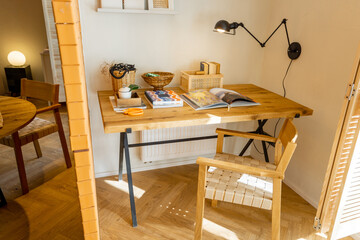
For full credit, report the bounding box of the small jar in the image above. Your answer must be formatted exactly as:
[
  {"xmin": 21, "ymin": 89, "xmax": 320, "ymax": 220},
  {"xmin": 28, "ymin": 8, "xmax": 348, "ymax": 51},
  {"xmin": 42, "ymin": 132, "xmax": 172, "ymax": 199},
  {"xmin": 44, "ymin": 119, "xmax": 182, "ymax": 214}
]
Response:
[{"xmin": 118, "ymin": 86, "xmax": 131, "ymax": 99}]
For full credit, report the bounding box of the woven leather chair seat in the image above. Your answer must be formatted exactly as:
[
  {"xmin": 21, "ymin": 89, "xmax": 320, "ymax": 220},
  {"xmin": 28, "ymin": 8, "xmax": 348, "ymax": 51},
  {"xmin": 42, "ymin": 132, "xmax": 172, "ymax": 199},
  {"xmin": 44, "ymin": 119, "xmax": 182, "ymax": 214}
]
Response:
[
  {"xmin": 0, "ymin": 117, "xmax": 58, "ymax": 147},
  {"xmin": 205, "ymin": 153, "xmax": 276, "ymax": 210}
]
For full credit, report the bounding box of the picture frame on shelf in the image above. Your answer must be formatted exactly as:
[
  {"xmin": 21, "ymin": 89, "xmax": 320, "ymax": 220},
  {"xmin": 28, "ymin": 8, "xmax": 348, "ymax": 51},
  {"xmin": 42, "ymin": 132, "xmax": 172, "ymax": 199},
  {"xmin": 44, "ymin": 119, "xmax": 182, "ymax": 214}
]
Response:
[
  {"xmin": 101, "ymin": 0, "xmax": 123, "ymax": 9},
  {"xmin": 148, "ymin": 0, "xmax": 174, "ymax": 11},
  {"xmin": 123, "ymin": 0, "xmax": 146, "ymax": 10}
]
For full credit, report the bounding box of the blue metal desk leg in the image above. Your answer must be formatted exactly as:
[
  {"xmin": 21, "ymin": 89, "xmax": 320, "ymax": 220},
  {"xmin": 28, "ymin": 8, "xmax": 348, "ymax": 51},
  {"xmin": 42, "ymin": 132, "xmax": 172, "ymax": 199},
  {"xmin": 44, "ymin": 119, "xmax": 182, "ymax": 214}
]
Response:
[
  {"xmin": 118, "ymin": 132, "xmax": 125, "ymax": 181},
  {"xmin": 0, "ymin": 188, "xmax": 6, "ymax": 207},
  {"xmin": 239, "ymin": 119, "xmax": 270, "ymax": 162},
  {"xmin": 121, "ymin": 131, "xmax": 138, "ymax": 227}
]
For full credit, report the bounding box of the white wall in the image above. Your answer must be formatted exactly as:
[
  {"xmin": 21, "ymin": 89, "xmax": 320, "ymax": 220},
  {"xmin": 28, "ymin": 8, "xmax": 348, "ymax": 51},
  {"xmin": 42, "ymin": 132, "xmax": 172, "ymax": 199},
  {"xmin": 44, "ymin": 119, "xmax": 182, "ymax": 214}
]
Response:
[
  {"xmin": 256, "ymin": 0, "xmax": 360, "ymax": 207},
  {"xmin": 79, "ymin": 0, "xmax": 273, "ymax": 177},
  {"xmin": 0, "ymin": 0, "xmax": 48, "ymax": 94}
]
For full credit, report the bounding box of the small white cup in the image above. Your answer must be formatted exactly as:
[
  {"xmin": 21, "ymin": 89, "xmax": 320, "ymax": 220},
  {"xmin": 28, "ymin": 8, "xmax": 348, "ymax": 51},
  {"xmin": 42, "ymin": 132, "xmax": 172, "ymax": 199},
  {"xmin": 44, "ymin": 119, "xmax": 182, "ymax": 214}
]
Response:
[{"xmin": 118, "ymin": 87, "xmax": 132, "ymax": 99}]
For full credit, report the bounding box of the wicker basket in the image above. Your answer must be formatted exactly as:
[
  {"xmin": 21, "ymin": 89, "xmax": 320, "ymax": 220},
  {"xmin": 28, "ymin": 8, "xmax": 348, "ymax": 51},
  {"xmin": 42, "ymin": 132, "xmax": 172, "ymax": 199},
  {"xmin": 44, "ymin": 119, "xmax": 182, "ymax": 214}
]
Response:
[
  {"xmin": 111, "ymin": 70, "xmax": 136, "ymax": 93},
  {"xmin": 141, "ymin": 72, "xmax": 174, "ymax": 90},
  {"xmin": 180, "ymin": 71, "xmax": 223, "ymax": 92}
]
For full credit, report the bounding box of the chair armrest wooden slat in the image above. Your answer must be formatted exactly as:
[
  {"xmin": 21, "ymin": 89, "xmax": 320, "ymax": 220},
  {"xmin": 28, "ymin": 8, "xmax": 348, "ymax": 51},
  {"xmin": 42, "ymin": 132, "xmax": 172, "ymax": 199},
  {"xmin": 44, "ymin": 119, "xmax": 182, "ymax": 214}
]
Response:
[
  {"xmin": 196, "ymin": 157, "xmax": 283, "ymax": 179},
  {"xmin": 36, "ymin": 104, "xmax": 61, "ymax": 114},
  {"xmin": 216, "ymin": 128, "xmax": 277, "ymax": 142}
]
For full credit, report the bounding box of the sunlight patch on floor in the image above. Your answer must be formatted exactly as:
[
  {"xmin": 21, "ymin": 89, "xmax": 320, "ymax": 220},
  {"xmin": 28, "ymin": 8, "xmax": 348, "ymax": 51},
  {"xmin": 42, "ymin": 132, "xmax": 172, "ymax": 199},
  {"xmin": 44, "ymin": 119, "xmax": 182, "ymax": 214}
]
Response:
[
  {"xmin": 297, "ymin": 232, "xmax": 327, "ymax": 240},
  {"xmin": 203, "ymin": 218, "xmax": 239, "ymax": 240},
  {"xmin": 104, "ymin": 180, "xmax": 145, "ymax": 199},
  {"xmin": 315, "ymin": 232, "xmax": 328, "ymax": 238},
  {"xmin": 238, "ymin": 174, "xmax": 273, "ymax": 194}
]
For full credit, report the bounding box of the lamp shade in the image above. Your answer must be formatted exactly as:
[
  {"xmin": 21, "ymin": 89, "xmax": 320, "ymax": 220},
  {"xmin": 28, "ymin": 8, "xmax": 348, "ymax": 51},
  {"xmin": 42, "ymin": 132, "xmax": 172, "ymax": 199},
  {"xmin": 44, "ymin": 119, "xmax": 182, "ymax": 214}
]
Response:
[
  {"xmin": 7, "ymin": 51, "xmax": 26, "ymax": 66},
  {"xmin": 214, "ymin": 20, "xmax": 231, "ymax": 33}
]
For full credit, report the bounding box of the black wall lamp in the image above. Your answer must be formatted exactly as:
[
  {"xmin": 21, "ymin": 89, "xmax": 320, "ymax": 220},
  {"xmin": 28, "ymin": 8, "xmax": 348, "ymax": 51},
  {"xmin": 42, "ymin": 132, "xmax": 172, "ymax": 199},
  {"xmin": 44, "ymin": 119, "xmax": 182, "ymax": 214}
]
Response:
[{"xmin": 214, "ymin": 18, "xmax": 301, "ymax": 60}]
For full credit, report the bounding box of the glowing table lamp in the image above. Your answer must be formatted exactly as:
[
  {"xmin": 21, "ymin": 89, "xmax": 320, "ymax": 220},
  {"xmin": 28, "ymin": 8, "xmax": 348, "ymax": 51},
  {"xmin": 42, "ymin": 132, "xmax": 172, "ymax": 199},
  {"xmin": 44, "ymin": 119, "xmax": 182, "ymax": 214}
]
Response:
[
  {"xmin": 7, "ymin": 51, "xmax": 26, "ymax": 66},
  {"xmin": 4, "ymin": 51, "xmax": 32, "ymax": 96}
]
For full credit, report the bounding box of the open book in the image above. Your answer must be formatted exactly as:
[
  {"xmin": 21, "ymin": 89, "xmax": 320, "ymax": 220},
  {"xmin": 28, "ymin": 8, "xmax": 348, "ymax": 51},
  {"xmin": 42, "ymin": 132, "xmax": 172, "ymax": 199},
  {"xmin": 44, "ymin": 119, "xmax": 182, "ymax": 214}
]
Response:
[{"xmin": 181, "ymin": 88, "xmax": 260, "ymax": 110}]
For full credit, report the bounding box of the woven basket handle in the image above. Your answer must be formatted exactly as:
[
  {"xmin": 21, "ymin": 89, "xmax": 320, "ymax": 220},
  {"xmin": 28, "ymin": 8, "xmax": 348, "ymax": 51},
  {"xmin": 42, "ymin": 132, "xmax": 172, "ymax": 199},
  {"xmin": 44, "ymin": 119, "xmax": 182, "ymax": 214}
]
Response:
[
  {"xmin": 109, "ymin": 63, "xmax": 136, "ymax": 79},
  {"xmin": 109, "ymin": 68, "xmax": 128, "ymax": 79}
]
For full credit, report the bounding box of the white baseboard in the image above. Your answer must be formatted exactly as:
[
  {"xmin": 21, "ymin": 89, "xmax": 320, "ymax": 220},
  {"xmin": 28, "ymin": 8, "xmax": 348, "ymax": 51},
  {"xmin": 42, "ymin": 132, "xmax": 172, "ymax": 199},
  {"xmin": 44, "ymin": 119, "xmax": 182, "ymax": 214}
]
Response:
[
  {"xmin": 284, "ymin": 178, "xmax": 318, "ymax": 208},
  {"xmin": 94, "ymin": 156, "xmax": 208, "ymax": 178}
]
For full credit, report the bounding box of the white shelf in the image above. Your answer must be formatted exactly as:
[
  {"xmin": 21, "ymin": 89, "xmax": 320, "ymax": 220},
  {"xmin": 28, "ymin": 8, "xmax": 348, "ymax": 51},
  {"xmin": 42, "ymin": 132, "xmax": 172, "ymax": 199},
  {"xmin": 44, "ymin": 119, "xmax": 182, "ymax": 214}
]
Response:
[{"xmin": 97, "ymin": 8, "xmax": 176, "ymax": 15}]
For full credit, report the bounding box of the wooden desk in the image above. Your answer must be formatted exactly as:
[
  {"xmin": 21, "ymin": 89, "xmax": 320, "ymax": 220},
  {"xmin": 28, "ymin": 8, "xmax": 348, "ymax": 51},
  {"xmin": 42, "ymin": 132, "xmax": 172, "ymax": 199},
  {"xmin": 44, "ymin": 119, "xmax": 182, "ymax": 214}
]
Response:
[
  {"xmin": 98, "ymin": 84, "xmax": 313, "ymax": 133},
  {"xmin": 0, "ymin": 96, "xmax": 37, "ymax": 196},
  {"xmin": 97, "ymin": 84, "xmax": 313, "ymax": 227}
]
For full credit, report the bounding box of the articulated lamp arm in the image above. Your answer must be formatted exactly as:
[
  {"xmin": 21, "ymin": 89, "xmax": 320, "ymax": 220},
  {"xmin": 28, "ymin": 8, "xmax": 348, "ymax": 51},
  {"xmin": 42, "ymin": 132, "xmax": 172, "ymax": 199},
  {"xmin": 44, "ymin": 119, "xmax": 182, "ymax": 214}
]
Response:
[{"xmin": 214, "ymin": 18, "xmax": 301, "ymax": 59}]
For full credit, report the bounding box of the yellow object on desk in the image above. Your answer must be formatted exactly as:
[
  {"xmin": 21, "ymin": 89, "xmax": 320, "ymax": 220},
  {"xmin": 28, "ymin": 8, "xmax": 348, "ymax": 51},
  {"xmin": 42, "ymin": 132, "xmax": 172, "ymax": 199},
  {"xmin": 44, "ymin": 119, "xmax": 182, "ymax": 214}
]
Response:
[{"xmin": 122, "ymin": 108, "xmax": 143, "ymax": 116}]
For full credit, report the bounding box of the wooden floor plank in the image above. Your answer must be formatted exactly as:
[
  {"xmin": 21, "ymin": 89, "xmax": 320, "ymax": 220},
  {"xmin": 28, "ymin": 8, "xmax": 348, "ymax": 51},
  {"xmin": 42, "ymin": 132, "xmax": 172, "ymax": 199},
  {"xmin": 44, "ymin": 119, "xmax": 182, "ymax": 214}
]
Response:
[{"xmin": 0, "ymin": 102, "xmax": 355, "ymax": 239}]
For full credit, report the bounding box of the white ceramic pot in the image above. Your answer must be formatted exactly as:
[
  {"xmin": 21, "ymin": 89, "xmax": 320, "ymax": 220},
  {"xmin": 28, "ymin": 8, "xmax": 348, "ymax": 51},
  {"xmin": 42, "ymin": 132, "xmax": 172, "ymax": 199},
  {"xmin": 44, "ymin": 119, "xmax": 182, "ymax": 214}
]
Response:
[{"xmin": 118, "ymin": 87, "xmax": 132, "ymax": 99}]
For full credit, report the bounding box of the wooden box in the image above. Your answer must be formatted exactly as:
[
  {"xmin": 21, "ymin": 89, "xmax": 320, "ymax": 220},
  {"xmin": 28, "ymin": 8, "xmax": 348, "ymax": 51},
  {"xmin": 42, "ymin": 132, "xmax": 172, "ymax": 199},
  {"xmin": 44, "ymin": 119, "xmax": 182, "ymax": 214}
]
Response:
[
  {"xmin": 180, "ymin": 71, "xmax": 223, "ymax": 92},
  {"xmin": 114, "ymin": 92, "xmax": 142, "ymax": 107}
]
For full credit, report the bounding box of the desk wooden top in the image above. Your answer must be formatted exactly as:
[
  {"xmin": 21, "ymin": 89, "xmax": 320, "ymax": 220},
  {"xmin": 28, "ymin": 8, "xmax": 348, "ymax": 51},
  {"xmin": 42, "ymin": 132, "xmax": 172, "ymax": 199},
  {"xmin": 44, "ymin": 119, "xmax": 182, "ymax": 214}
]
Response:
[
  {"xmin": 98, "ymin": 84, "xmax": 313, "ymax": 133},
  {"xmin": 0, "ymin": 96, "xmax": 36, "ymax": 138}
]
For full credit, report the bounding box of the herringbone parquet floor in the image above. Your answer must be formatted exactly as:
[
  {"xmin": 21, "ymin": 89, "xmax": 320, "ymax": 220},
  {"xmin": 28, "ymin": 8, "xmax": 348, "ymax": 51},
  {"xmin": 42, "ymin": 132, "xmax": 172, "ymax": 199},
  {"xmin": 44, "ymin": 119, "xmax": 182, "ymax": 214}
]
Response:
[{"xmin": 0, "ymin": 103, "xmax": 356, "ymax": 239}]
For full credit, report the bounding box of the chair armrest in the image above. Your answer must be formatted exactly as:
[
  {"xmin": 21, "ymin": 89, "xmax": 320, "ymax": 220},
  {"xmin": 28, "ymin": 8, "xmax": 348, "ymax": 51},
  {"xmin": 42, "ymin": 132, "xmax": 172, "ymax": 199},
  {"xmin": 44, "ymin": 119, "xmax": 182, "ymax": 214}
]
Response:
[
  {"xmin": 36, "ymin": 103, "xmax": 61, "ymax": 114},
  {"xmin": 216, "ymin": 128, "xmax": 277, "ymax": 143},
  {"xmin": 196, "ymin": 157, "xmax": 283, "ymax": 179}
]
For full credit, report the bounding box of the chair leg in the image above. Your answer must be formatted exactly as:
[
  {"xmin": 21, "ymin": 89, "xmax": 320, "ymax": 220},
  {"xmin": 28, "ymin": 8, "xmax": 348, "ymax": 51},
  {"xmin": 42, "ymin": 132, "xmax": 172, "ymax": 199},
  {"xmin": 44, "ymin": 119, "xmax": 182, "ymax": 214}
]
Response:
[
  {"xmin": 33, "ymin": 140, "xmax": 42, "ymax": 158},
  {"xmin": 211, "ymin": 200, "xmax": 218, "ymax": 208},
  {"xmin": 194, "ymin": 164, "xmax": 207, "ymax": 240},
  {"xmin": 54, "ymin": 108, "xmax": 71, "ymax": 168},
  {"xmin": 12, "ymin": 132, "xmax": 29, "ymax": 194},
  {"xmin": 272, "ymin": 178, "xmax": 282, "ymax": 240}
]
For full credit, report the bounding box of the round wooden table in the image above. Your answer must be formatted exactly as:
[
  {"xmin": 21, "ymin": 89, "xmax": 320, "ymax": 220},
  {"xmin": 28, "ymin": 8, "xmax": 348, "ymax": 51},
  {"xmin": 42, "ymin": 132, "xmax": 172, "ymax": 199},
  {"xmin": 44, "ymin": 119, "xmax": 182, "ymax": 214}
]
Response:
[
  {"xmin": 0, "ymin": 96, "xmax": 36, "ymax": 138},
  {"xmin": 0, "ymin": 96, "xmax": 36, "ymax": 195}
]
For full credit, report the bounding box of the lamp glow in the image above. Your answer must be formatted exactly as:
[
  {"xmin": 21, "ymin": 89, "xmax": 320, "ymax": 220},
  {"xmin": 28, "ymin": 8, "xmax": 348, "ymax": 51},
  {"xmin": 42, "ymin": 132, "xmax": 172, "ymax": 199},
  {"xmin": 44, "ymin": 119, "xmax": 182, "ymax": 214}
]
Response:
[{"xmin": 7, "ymin": 51, "xmax": 26, "ymax": 66}]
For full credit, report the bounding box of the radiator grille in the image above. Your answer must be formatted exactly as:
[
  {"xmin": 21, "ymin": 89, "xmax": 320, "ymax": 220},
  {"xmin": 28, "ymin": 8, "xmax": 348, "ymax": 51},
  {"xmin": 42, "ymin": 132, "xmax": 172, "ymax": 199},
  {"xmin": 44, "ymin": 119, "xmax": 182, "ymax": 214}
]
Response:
[{"xmin": 140, "ymin": 124, "xmax": 226, "ymax": 162}]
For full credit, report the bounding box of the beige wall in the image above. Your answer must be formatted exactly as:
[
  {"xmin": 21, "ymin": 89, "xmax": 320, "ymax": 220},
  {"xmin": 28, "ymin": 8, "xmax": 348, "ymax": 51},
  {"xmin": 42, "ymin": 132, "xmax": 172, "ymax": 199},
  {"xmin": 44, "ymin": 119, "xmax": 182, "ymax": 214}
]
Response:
[
  {"xmin": 255, "ymin": 0, "xmax": 360, "ymax": 206},
  {"xmin": 79, "ymin": 0, "xmax": 273, "ymax": 177},
  {"xmin": 80, "ymin": 0, "xmax": 360, "ymax": 207},
  {"xmin": 0, "ymin": 0, "xmax": 48, "ymax": 94}
]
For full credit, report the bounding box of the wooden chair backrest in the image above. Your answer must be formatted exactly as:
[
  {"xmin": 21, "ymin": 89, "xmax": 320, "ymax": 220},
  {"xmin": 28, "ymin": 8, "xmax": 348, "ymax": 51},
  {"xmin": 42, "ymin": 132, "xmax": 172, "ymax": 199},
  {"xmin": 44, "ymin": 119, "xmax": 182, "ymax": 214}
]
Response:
[
  {"xmin": 275, "ymin": 119, "xmax": 298, "ymax": 174},
  {"xmin": 278, "ymin": 119, "xmax": 298, "ymax": 148},
  {"xmin": 21, "ymin": 78, "xmax": 59, "ymax": 104}
]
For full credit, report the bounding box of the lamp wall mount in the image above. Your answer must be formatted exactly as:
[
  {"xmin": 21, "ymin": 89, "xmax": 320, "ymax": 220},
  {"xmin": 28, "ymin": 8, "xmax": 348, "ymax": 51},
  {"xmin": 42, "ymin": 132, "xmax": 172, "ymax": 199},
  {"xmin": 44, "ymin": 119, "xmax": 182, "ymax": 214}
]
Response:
[{"xmin": 214, "ymin": 18, "xmax": 301, "ymax": 60}]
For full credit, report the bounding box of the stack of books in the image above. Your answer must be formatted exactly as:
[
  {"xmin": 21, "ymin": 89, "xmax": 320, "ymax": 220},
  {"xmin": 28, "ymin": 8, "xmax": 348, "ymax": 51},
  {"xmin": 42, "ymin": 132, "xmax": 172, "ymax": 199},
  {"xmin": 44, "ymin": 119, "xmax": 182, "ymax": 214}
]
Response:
[
  {"xmin": 197, "ymin": 61, "xmax": 221, "ymax": 75},
  {"xmin": 145, "ymin": 90, "xmax": 183, "ymax": 108}
]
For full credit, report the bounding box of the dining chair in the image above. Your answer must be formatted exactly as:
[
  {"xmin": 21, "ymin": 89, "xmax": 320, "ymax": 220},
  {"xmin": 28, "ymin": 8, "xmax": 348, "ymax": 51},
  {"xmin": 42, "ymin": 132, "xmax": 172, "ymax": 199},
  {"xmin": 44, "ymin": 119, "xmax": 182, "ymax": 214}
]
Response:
[
  {"xmin": 194, "ymin": 118, "xmax": 298, "ymax": 240},
  {"xmin": 0, "ymin": 78, "xmax": 71, "ymax": 194}
]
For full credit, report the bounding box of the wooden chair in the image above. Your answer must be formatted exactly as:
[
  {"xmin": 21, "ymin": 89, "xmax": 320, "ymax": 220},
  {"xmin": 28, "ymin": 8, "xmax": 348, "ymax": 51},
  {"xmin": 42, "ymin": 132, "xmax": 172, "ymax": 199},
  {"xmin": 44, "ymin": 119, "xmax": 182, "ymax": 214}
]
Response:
[
  {"xmin": 0, "ymin": 78, "xmax": 71, "ymax": 194},
  {"xmin": 194, "ymin": 119, "xmax": 298, "ymax": 240}
]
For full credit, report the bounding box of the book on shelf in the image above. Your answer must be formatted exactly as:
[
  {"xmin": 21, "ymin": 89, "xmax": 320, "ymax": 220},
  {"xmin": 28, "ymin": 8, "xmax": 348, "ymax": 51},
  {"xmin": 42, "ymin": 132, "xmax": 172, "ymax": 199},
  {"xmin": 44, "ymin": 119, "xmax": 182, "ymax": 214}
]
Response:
[
  {"xmin": 200, "ymin": 61, "xmax": 221, "ymax": 75},
  {"xmin": 181, "ymin": 88, "xmax": 260, "ymax": 110},
  {"xmin": 144, "ymin": 90, "xmax": 183, "ymax": 109},
  {"xmin": 210, "ymin": 62, "xmax": 221, "ymax": 74},
  {"xmin": 109, "ymin": 96, "xmax": 147, "ymax": 112},
  {"xmin": 208, "ymin": 62, "xmax": 217, "ymax": 74},
  {"xmin": 200, "ymin": 61, "xmax": 209, "ymax": 74}
]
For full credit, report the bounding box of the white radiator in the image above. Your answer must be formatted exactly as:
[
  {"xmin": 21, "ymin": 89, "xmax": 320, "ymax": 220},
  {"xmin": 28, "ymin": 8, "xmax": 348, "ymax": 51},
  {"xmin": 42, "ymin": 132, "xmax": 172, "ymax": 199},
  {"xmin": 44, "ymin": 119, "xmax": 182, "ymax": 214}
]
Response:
[{"xmin": 140, "ymin": 124, "xmax": 226, "ymax": 162}]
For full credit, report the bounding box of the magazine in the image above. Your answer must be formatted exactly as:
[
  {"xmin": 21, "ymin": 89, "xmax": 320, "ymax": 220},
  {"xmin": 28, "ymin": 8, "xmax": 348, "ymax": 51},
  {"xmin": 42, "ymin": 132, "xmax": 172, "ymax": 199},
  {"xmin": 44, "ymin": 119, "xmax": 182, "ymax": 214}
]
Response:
[
  {"xmin": 145, "ymin": 90, "xmax": 183, "ymax": 108},
  {"xmin": 181, "ymin": 88, "xmax": 259, "ymax": 110}
]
